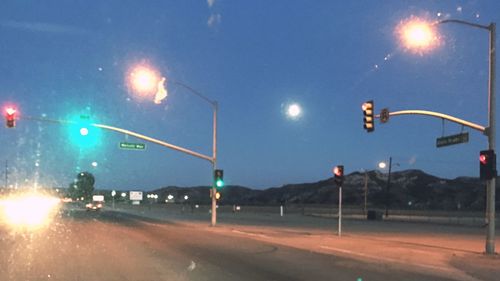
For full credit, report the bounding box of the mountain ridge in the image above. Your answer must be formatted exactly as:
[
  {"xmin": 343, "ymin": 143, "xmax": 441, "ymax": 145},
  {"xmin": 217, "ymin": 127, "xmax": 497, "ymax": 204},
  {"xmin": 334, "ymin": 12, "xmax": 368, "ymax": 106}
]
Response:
[{"xmin": 150, "ymin": 169, "xmax": 497, "ymax": 211}]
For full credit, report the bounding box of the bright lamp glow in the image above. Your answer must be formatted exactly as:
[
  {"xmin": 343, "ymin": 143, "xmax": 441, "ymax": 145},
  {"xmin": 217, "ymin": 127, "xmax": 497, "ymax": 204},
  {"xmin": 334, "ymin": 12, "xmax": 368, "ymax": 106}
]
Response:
[
  {"xmin": 128, "ymin": 65, "xmax": 161, "ymax": 96},
  {"xmin": 396, "ymin": 16, "xmax": 440, "ymax": 54},
  {"xmin": 0, "ymin": 193, "xmax": 61, "ymax": 231}
]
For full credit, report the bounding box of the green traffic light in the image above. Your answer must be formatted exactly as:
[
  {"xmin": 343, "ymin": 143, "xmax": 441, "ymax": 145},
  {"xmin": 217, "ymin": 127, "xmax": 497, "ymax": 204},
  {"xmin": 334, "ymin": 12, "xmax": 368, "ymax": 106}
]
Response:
[
  {"xmin": 67, "ymin": 114, "xmax": 102, "ymax": 149},
  {"xmin": 214, "ymin": 169, "xmax": 224, "ymax": 188},
  {"xmin": 216, "ymin": 179, "xmax": 224, "ymax": 188},
  {"xmin": 80, "ymin": 127, "xmax": 89, "ymax": 136}
]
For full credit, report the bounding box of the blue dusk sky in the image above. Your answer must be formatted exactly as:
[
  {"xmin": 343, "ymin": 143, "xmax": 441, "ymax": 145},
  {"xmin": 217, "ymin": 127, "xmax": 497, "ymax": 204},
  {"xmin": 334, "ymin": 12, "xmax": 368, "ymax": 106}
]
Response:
[{"xmin": 1, "ymin": 0, "xmax": 499, "ymax": 190}]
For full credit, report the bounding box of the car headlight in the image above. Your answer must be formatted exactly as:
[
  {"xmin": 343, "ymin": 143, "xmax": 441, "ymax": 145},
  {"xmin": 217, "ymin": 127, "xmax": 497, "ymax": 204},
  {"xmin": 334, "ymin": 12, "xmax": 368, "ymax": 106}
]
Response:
[{"xmin": 0, "ymin": 193, "xmax": 61, "ymax": 230}]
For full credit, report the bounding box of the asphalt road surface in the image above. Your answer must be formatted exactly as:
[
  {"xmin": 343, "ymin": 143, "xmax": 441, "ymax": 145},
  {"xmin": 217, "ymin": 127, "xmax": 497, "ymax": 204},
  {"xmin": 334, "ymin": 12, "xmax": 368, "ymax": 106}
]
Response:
[{"xmin": 0, "ymin": 208, "xmax": 458, "ymax": 281}]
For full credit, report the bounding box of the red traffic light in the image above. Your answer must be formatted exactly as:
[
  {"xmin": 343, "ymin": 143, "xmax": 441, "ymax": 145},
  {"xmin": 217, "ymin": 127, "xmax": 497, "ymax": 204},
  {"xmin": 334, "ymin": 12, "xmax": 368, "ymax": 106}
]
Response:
[
  {"xmin": 333, "ymin": 165, "xmax": 344, "ymax": 187},
  {"xmin": 333, "ymin": 166, "xmax": 343, "ymax": 177},
  {"xmin": 5, "ymin": 107, "xmax": 17, "ymax": 128},
  {"xmin": 5, "ymin": 107, "xmax": 16, "ymax": 116},
  {"xmin": 480, "ymin": 150, "xmax": 496, "ymax": 180},
  {"xmin": 480, "ymin": 154, "xmax": 488, "ymax": 165}
]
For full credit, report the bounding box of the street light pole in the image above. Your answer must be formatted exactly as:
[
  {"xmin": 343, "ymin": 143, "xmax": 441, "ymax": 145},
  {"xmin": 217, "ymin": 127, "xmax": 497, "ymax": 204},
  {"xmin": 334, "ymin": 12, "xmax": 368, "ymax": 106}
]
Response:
[
  {"xmin": 211, "ymin": 101, "xmax": 218, "ymax": 227},
  {"xmin": 170, "ymin": 81, "xmax": 219, "ymax": 227},
  {"xmin": 364, "ymin": 170, "xmax": 368, "ymax": 215},
  {"xmin": 397, "ymin": 18, "xmax": 496, "ymax": 254},
  {"xmin": 4, "ymin": 160, "xmax": 7, "ymax": 189},
  {"xmin": 127, "ymin": 66, "xmax": 223, "ymax": 225},
  {"xmin": 437, "ymin": 19, "xmax": 496, "ymax": 255},
  {"xmin": 486, "ymin": 22, "xmax": 496, "ymax": 255}
]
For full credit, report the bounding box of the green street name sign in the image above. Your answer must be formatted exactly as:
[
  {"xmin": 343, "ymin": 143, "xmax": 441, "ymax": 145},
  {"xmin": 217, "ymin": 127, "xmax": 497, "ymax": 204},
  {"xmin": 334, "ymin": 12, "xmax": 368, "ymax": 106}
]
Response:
[
  {"xmin": 119, "ymin": 142, "xmax": 146, "ymax": 150},
  {"xmin": 436, "ymin": 132, "xmax": 469, "ymax": 148}
]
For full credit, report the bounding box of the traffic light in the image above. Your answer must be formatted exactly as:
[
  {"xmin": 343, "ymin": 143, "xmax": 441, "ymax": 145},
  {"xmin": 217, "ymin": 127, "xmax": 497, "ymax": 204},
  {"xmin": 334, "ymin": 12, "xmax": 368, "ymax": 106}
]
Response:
[
  {"xmin": 5, "ymin": 107, "xmax": 16, "ymax": 128},
  {"xmin": 67, "ymin": 114, "xmax": 102, "ymax": 149},
  {"xmin": 362, "ymin": 100, "xmax": 374, "ymax": 132},
  {"xmin": 215, "ymin": 191, "xmax": 221, "ymax": 200},
  {"xmin": 333, "ymin": 165, "xmax": 344, "ymax": 187},
  {"xmin": 214, "ymin": 169, "xmax": 224, "ymax": 188},
  {"xmin": 480, "ymin": 150, "xmax": 497, "ymax": 180}
]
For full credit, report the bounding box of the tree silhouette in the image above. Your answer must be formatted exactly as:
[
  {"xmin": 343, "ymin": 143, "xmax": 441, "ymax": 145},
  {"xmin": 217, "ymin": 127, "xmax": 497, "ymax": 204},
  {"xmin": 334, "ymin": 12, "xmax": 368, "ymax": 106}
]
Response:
[{"xmin": 68, "ymin": 172, "xmax": 95, "ymax": 200}]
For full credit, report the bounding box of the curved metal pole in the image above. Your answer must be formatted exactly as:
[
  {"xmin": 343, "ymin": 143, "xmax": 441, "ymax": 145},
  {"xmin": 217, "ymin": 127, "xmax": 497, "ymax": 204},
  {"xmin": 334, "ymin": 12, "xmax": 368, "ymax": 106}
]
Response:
[
  {"xmin": 376, "ymin": 110, "xmax": 486, "ymax": 133},
  {"xmin": 438, "ymin": 19, "xmax": 491, "ymax": 31},
  {"xmin": 21, "ymin": 116, "xmax": 215, "ymax": 163},
  {"xmin": 171, "ymin": 80, "xmax": 217, "ymax": 107},
  {"xmin": 92, "ymin": 124, "xmax": 214, "ymax": 163}
]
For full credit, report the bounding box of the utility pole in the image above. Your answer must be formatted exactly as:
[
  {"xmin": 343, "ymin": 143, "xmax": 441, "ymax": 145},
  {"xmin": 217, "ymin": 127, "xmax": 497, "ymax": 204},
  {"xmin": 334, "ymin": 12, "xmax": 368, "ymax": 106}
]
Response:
[
  {"xmin": 364, "ymin": 171, "xmax": 368, "ymax": 215},
  {"xmin": 385, "ymin": 157, "xmax": 392, "ymax": 218},
  {"xmin": 4, "ymin": 160, "xmax": 8, "ymax": 189}
]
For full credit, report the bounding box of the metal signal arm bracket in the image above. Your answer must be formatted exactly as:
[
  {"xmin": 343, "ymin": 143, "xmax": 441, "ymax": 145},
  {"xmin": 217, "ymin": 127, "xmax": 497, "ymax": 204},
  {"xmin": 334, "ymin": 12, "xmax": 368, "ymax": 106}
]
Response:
[{"xmin": 375, "ymin": 109, "xmax": 486, "ymax": 134}]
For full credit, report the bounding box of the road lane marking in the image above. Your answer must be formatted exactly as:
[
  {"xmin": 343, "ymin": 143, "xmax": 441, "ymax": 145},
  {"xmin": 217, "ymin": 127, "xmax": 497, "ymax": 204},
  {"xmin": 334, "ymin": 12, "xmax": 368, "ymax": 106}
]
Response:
[{"xmin": 231, "ymin": 229, "xmax": 270, "ymax": 238}]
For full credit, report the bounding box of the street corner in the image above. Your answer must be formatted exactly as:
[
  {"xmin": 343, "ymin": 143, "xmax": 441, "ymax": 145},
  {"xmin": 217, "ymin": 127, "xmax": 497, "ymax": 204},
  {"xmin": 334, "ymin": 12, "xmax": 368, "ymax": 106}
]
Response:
[{"xmin": 449, "ymin": 251, "xmax": 500, "ymax": 281}]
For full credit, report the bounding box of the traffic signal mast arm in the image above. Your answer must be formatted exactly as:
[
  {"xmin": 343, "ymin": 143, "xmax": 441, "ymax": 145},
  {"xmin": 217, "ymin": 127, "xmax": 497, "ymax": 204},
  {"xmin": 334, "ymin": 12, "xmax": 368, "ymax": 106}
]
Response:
[
  {"xmin": 20, "ymin": 115, "xmax": 214, "ymax": 164},
  {"xmin": 94, "ymin": 123, "xmax": 214, "ymax": 163},
  {"xmin": 376, "ymin": 109, "xmax": 486, "ymax": 134}
]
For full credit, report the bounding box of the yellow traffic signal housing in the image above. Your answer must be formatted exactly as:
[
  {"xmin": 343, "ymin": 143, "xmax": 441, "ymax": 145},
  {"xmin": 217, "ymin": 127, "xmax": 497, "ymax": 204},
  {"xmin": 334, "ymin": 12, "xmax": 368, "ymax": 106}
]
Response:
[{"xmin": 362, "ymin": 101, "xmax": 374, "ymax": 132}]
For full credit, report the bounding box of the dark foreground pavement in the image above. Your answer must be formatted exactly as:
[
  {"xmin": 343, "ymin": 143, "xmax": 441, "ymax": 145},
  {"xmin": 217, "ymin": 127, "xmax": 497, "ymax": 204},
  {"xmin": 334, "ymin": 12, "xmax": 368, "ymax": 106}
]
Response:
[{"xmin": 0, "ymin": 208, "xmax": 460, "ymax": 281}]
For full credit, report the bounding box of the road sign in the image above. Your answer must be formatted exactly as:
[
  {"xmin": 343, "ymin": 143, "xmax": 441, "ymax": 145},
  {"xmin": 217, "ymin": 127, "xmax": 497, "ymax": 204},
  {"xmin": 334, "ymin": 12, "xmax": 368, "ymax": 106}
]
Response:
[
  {"xmin": 129, "ymin": 191, "xmax": 143, "ymax": 201},
  {"xmin": 380, "ymin": 108, "xmax": 389, "ymax": 123},
  {"xmin": 436, "ymin": 132, "xmax": 469, "ymax": 148},
  {"xmin": 119, "ymin": 142, "xmax": 146, "ymax": 150}
]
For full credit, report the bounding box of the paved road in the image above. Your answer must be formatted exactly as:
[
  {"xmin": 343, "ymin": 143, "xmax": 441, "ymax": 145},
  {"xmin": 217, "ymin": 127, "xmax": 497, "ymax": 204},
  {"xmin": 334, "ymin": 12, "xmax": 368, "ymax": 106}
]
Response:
[
  {"xmin": 117, "ymin": 204, "xmax": 500, "ymax": 281},
  {"xmin": 0, "ymin": 207, "xmax": 456, "ymax": 281}
]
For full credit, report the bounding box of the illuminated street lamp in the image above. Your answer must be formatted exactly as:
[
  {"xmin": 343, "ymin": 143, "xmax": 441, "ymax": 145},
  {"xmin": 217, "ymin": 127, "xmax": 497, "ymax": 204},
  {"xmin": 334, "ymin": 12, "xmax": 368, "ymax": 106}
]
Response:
[
  {"xmin": 396, "ymin": 17, "xmax": 440, "ymax": 54},
  {"xmin": 127, "ymin": 65, "xmax": 161, "ymax": 96},
  {"xmin": 396, "ymin": 17, "xmax": 496, "ymax": 254}
]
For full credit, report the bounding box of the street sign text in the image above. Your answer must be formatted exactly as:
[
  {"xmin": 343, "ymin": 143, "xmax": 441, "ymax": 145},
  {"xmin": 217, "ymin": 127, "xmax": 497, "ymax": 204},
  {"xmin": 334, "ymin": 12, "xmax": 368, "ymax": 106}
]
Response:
[
  {"xmin": 119, "ymin": 142, "xmax": 146, "ymax": 150},
  {"xmin": 436, "ymin": 132, "xmax": 469, "ymax": 148}
]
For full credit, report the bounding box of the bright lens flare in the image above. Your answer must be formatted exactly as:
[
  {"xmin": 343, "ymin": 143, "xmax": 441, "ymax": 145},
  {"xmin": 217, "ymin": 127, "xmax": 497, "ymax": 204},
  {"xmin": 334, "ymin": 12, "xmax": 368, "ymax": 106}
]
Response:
[
  {"xmin": 0, "ymin": 193, "xmax": 61, "ymax": 230},
  {"xmin": 128, "ymin": 66, "xmax": 161, "ymax": 95},
  {"xmin": 396, "ymin": 17, "xmax": 440, "ymax": 54}
]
